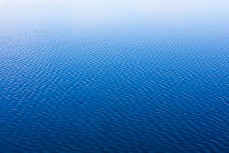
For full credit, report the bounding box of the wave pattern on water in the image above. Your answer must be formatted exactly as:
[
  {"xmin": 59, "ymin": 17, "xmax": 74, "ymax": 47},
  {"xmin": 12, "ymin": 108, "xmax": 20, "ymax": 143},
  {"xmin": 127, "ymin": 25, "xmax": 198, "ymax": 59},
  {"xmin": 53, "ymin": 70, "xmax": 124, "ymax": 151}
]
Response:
[{"xmin": 0, "ymin": 1, "xmax": 229, "ymax": 153}]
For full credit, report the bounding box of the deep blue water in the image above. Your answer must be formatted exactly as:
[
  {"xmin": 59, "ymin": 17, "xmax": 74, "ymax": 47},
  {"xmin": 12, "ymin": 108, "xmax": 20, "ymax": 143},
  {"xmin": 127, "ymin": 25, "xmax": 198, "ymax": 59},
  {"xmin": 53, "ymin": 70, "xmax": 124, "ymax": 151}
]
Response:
[{"xmin": 0, "ymin": 1, "xmax": 229, "ymax": 152}]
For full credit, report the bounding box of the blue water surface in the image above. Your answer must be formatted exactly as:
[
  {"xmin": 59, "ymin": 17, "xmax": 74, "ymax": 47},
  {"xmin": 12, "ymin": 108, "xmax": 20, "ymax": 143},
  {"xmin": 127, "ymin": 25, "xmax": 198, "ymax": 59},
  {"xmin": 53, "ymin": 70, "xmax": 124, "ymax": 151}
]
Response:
[{"xmin": 0, "ymin": 0, "xmax": 229, "ymax": 152}]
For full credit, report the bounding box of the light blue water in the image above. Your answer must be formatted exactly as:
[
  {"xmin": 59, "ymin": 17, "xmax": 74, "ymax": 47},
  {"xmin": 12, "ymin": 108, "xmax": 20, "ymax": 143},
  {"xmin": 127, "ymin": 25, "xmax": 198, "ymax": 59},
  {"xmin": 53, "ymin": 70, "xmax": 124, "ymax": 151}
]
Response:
[{"xmin": 0, "ymin": 1, "xmax": 229, "ymax": 152}]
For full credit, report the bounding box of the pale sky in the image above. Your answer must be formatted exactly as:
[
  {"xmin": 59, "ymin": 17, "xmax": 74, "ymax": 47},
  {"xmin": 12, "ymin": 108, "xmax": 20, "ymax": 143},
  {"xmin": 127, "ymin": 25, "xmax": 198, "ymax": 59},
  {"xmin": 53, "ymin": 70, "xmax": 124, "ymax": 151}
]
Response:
[{"xmin": 0, "ymin": 0, "xmax": 228, "ymax": 25}]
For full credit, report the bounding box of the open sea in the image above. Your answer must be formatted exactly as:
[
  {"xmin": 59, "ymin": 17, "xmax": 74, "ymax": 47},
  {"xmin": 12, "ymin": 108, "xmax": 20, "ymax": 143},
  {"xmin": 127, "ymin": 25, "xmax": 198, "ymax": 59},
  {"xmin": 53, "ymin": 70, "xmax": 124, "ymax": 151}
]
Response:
[{"xmin": 0, "ymin": 0, "xmax": 229, "ymax": 152}]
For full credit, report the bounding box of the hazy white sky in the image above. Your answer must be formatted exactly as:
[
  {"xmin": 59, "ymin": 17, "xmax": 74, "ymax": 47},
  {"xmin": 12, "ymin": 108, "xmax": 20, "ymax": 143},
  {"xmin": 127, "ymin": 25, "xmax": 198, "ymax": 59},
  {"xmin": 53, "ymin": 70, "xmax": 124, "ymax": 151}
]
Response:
[
  {"xmin": 0, "ymin": 0, "xmax": 228, "ymax": 25},
  {"xmin": 1, "ymin": 0, "xmax": 228, "ymax": 13}
]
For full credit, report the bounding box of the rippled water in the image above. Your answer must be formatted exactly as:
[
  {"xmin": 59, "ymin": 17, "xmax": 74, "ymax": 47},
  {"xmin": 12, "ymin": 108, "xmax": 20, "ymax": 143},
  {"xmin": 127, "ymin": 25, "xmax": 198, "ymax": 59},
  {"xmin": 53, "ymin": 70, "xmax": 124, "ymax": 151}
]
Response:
[{"xmin": 0, "ymin": 0, "xmax": 229, "ymax": 152}]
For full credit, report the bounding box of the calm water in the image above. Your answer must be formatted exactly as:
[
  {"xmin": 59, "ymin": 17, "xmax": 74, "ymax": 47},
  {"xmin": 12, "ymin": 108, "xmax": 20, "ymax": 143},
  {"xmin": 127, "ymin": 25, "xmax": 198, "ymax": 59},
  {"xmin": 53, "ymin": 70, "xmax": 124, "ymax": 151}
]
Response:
[{"xmin": 0, "ymin": 0, "xmax": 229, "ymax": 152}]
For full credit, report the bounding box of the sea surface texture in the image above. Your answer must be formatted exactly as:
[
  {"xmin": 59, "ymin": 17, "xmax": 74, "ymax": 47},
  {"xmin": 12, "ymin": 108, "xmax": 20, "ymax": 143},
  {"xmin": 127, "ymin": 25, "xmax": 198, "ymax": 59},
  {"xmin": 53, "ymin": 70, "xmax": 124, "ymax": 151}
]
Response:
[{"xmin": 0, "ymin": 0, "xmax": 229, "ymax": 152}]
